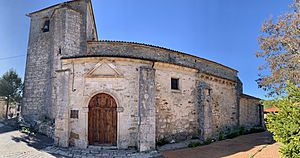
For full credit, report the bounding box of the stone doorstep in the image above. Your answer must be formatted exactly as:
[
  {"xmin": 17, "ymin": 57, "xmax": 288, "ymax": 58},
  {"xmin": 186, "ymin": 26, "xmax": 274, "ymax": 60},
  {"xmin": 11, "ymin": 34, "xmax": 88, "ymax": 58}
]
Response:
[
  {"xmin": 43, "ymin": 146, "xmax": 162, "ymax": 158},
  {"xmin": 88, "ymin": 145, "xmax": 118, "ymax": 150}
]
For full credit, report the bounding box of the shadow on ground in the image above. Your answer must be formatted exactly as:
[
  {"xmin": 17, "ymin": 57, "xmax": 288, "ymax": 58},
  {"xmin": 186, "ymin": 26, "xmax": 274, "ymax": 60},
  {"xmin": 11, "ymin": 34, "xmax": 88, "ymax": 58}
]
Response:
[
  {"xmin": 0, "ymin": 123, "xmax": 16, "ymax": 134},
  {"xmin": 0, "ymin": 120, "xmax": 53, "ymax": 150},
  {"xmin": 11, "ymin": 132, "xmax": 53, "ymax": 150},
  {"xmin": 162, "ymin": 131, "xmax": 276, "ymax": 158}
]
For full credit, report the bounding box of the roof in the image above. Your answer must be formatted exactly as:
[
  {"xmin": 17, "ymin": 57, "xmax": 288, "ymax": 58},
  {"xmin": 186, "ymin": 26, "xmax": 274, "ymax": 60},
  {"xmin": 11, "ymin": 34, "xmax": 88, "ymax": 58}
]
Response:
[
  {"xmin": 27, "ymin": 0, "xmax": 98, "ymax": 40},
  {"xmin": 94, "ymin": 40, "xmax": 238, "ymax": 72},
  {"xmin": 264, "ymin": 107, "xmax": 279, "ymax": 113},
  {"xmin": 27, "ymin": 0, "xmax": 80, "ymax": 16},
  {"xmin": 241, "ymin": 94, "xmax": 261, "ymax": 100},
  {"xmin": 62, "ymin": 40, "xmax": 239, "ymax": 81}
]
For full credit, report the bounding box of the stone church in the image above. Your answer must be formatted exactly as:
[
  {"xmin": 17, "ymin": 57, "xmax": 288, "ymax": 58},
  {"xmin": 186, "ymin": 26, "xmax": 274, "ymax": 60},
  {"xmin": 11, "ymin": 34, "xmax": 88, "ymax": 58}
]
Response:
[{"xmin": 22, "ymin": 0, "xmax": 263, "ymax": 152}]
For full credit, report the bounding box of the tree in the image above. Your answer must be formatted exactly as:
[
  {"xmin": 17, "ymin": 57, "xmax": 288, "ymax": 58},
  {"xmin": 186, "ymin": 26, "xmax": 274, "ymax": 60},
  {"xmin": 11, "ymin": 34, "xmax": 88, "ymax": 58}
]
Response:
[
  {"xmin": 265, "ymin": 83, "xmax": 300, "ymax": 158},
  {"xmin": 256, "ymin": 1, "xmax": 300, "ymax": 97},
  {"xmin": 0, "ymin": 69, "xmax": 23, "ymax": 119}
]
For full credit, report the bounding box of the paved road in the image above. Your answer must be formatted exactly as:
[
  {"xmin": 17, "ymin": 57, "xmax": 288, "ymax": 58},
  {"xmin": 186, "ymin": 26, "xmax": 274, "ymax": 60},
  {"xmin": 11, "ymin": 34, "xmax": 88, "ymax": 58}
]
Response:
[
  {"xmin": 162, "ymin": 131, "xmax": 281, "ymax": 158},
  {"xmin": 0, "ymin": 121, "xmax": 280, "ymax": 158},
  {"xmin": 0, "ymin": 122, "xmax": 56, "ymax": 158},
  {"xmin": 0, "ymin": 122, "xmax": 162, "ymax": 158}
]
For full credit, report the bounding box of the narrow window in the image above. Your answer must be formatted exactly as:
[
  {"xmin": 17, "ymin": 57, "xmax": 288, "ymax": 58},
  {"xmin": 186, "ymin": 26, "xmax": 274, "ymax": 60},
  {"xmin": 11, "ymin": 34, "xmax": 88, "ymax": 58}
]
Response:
[
  {"xmin": 42, "ymin": 20, "xmax": 50, "ymax": 32},
  {"xmin": 70, "ymin": 110, "xmax": 79, "ymax": 119},
  {"xmin": 171, "ymin": 78, "xmax": 179, "ymax": 90}
]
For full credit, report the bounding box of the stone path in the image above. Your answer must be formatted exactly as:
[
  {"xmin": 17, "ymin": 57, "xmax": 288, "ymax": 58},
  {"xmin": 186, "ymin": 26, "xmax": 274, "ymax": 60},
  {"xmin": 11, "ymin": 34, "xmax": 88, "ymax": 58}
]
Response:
[
  {"xmin": 0, "ymin": 122, "xmax": 56, "ymax": 158},
  {"xmin": 43, "ymin": 146, "xmax": 161, "ymax": 158},
  {"xmin": 0, "ymin": 122, "xmax": 162, "ymax": 158},
  {"xmin": 162, "ymin": 131, "xmax": 281, "ymax": 158},
  {"xmin": 0, "ymin": 121, "xmax": 281, "ymax": 158}
]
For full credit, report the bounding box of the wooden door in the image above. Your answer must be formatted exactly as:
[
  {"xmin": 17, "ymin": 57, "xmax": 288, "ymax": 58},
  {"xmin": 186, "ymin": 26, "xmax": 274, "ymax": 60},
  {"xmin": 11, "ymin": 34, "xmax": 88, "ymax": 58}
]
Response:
[{"xmin": 88, "ymin": 93, "xmax": 117, "ymax": 145}]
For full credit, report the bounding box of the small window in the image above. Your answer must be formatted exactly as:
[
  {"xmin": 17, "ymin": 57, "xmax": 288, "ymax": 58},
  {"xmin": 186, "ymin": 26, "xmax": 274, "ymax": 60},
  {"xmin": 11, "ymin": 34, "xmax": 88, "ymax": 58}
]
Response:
[
  {"xmin": 70, "ymin": 110, "xmax": 79, "ymax": 119},
  {"xmin": 171, "ymin": 78, "xmax": 179, "ymax": 90},
  {"xmin": 42, "ymin": 20, "xmax": 50, "ymax": 32}
]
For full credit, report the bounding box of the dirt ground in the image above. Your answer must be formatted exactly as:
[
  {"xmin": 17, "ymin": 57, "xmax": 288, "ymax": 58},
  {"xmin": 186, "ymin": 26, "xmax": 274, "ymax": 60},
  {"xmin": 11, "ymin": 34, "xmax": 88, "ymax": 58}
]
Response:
[{"xmin": 162, "ymin": 131, "xmax": 281, "ymax": 158}]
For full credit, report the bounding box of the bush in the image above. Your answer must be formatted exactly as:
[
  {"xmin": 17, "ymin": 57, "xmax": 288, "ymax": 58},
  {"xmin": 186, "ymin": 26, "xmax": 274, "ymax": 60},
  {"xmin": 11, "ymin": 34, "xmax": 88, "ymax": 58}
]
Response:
[
  {"xmin": 156, "ymin": 137, "xmax": 169, "ymax": 146},
  {"xmin": 218, "ymin": 131, "xmax": 225, "ymax": 140},
  {"xmin": 226, "ymin": 130, "xmax": 240, "ymax": 139},
  {"xmin": 265, "ymin": 83, "xmax": 300, "ymax": 158},
  {"xmin": 239, "ymin": 126, "xmax": 246, "ymax": 135},
  {"xmin": 203, "ymin": 138, "xmax": 213, "ymax": 145},
  {"xmin": 188, "ymin": 141, "xmax": 201, "ymax": 148},
  {"xmin": 188, "ymin": 138, "xmax": 213, "ymax": 148},
  {"xmin": 249, "ymin": 127, "xmax": 265, "ymax": 133},
  {"xmin": 21, "ymin": 127, "xmax": 31, "ymax": 134}
]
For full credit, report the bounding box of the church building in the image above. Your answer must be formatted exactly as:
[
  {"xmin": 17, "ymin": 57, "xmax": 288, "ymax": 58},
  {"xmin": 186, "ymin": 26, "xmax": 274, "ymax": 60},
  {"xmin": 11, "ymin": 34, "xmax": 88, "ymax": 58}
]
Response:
[{"xmin": 22, "ymin": 0, "xmax": 263, "ymax": 152}]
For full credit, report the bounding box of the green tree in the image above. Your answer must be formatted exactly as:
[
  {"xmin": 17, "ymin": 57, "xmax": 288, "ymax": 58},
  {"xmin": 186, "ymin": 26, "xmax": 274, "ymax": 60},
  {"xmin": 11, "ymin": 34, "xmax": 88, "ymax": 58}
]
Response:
[
  {"xmin": 265, "ymin": 83, "xmax": 300, "ymax": 158},
  {"xmin": 256, "ymin": 1, "xmax": 300, "ymax": 97},
  {"xmin": 0, "ymin": 69, "xmax": 23, "ymax": 119}
]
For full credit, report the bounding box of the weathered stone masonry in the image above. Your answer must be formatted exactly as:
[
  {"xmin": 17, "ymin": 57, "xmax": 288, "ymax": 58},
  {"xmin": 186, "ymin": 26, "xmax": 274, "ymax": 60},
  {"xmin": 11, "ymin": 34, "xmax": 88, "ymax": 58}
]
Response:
[
  {"xmin": 22, "ymin": 0, "xmax": 97, "ymax": 123},
  {"xmin": 22, "ymin": 0, "xmax": 263, "ymax": 152}
]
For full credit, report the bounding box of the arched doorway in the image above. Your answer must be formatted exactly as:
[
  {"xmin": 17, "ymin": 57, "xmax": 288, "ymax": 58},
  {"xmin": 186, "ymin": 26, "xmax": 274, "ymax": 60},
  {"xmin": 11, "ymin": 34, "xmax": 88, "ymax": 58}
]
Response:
[{"xmin": 88, "ymin": 93, "xmax": 117, "ymax": 146}]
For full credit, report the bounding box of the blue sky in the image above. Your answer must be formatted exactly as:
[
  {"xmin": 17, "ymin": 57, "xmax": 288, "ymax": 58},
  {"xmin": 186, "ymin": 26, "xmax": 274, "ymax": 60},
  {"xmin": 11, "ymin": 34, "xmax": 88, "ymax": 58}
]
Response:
[{"xmin": 0, "ymin": 0, "xmax": 292, "ymax": 99}]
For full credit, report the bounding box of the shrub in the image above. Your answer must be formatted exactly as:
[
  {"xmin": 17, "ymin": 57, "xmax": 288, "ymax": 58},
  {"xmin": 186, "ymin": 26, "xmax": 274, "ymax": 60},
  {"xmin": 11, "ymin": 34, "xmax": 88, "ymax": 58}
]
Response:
[
  {"xmin": 265, "ymin": 83, "xmax": 300, "ymax": 158},
  {"xmin": 226, "ymin": 130, "xmax": 240, "ymax": 139},
  {"xmin": 21, "ymin": 127, "xmax": 30, "ymax": 134},
  {"xmin": 218, "ymin": 131, "xmax": 225, "ymax": 140},
  {"xmin": 239, "ymin": 126, "xmax": 246, "ymax": 135},
  {"xmin": 203, "ymin": 138, "xmax": 213, "ymax": 145},
  {"xmin": 249, "ymin": 127, "xmax": 265, "ymax": 133},
  {"xmin": 188, "ymin": 141, "xmax": 201, "ymax": 148},
  {"xmin": 156, "ymin": 137, "xmax": 169, "ymax": 146}
]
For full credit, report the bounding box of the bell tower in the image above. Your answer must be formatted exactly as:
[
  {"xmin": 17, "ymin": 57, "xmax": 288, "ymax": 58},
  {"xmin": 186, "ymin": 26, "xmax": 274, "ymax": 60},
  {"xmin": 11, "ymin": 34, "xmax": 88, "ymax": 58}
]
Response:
[{"xmin": 22, "ymin": 0, "xmax": 98, "ymax": 124}]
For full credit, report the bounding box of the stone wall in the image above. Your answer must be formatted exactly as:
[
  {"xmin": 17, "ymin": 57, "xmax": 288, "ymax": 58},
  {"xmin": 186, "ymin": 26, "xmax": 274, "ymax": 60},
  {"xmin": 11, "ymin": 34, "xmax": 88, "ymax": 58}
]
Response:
[
  {"xmin": 154, "ymin": 63, "xmax": 239, "ymax": 142},
  {"xmin": 155, "ymin": 63, "xmax": 199, "ymax": 142},
  {"xmin": 59, "ymin": 57, "xmax": 152, "ymax": 149},
  {"xmin": 239, "ymin": 94, "xmax": 263, "ymax": 129},
  {"xmin": 138, "ymin": 66, "xmax": 156, "ymax": 151},
  {"xmin": 198, "ymin": 74, "xmax": 239, "ymax": 139},
  {"xmin": 22, "ymin": 8, "xmax": 54, "ymax": 122},
  {"xmin": 23, "ymin": 0, "xmax": 93, "ymax": 122},
  {"xmin": 57, "ymin": 57, "xmax": 241, "ymax": 149}
]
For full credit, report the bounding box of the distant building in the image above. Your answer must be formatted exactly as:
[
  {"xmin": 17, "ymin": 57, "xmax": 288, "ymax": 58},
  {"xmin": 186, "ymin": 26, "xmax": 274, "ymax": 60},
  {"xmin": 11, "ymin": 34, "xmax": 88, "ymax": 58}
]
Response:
[
  {"xmin": 22, "ymin": 0, "xmax": 264, "ymax": 152},
  {"xmin": 264, "ymin": 107, "xmax": 279, "ymax": 119},
  {"xmin": 0, "ymin": 97, "xmax": 19, "ymax": 119},
  {"xmin": 0, "ymin": 97, "xmax": 6, "ymax": 119},
  {"xmin": 264, "ymin": 107, "xmax": 279, "ymax": 113}
]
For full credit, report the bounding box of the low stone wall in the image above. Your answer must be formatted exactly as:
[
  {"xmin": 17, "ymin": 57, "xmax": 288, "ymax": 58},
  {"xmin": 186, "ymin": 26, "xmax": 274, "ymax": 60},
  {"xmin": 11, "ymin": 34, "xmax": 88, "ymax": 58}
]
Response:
[{"xmin": 239, "ymin": 94, "xmax": 263, "ymax": 130}]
